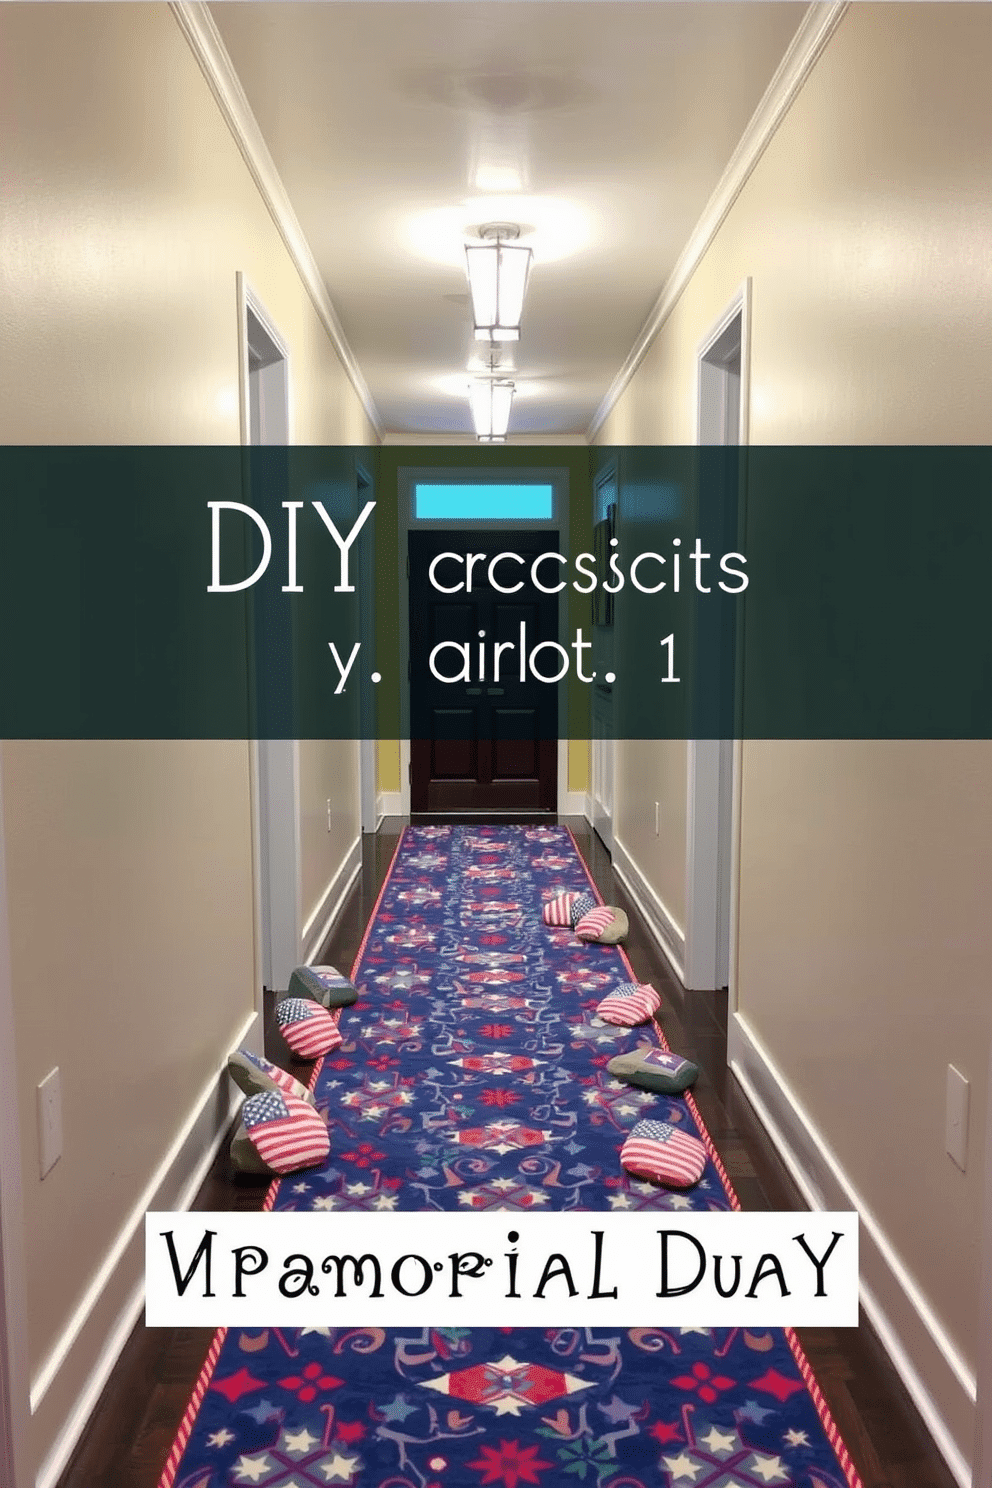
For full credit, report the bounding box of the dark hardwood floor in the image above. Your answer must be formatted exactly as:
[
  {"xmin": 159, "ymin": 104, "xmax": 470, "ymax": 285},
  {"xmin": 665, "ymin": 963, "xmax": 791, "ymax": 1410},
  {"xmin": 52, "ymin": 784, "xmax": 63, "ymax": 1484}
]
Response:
[{"xmin": 57, "ymin": 817, "xmax": 958, "ymax": 1488}]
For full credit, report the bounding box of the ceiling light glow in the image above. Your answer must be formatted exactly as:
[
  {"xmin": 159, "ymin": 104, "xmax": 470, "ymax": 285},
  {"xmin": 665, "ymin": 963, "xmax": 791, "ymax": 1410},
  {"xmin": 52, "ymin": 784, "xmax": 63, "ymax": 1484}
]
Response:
[
  {"xmin": 404, "ymin": 196, "xmax": 590, "ymax": 269},
  {"xmin": 473, "ymin": 165, "xmax": 524, "ymax": 194},
  {"xmin": 469, "ymin": 378, "xmax": 515, "ymax": 441}
]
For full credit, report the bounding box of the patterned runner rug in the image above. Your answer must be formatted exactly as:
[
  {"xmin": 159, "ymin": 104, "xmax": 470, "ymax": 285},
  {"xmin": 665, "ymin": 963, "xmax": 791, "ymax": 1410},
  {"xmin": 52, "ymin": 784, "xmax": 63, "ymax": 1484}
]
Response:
[{"xmin": 161, "ymin": 824, "xmax": 862, "ymax": 1488}]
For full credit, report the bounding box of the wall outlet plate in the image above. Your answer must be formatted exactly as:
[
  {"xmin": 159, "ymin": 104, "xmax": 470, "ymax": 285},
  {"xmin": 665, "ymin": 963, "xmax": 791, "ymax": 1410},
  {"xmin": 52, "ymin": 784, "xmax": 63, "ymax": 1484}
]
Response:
[{"xmin": 946, "ymin": 1064, "xmax": 969, "ymax": 1171}]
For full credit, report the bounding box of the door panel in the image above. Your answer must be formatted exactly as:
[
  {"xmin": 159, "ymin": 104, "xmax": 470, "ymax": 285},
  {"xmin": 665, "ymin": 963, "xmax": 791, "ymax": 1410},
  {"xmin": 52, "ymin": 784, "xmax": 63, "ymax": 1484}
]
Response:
[
  {"xmin": 432, "ymin": 730, "xmax": 476, "ymax": 778},
  {"xmin": 409, "ymin": 529, "xmax": 559, "ymax": 813},
  {"xmin": 493, "ymin": 729, "xmax": 538, "ymax": 778}
]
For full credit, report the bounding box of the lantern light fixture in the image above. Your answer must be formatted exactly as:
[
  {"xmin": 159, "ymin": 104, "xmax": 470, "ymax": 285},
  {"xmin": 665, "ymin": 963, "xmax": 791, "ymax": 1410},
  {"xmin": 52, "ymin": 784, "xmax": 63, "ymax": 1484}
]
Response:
[
  {"xmin": 465, "ymin": 224, "xmax": 533, "ymax": 342},
  {"xmin": 469, "ymin": 376, "xmax": 515, "ymax": 441}
]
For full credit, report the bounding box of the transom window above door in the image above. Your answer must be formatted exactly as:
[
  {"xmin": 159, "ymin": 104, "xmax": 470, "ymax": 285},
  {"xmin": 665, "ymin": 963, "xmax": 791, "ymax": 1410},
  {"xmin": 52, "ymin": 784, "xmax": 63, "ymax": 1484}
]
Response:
[{"xmin": 413, "ymin": 483, "xmax": 554, "ymax": 522}]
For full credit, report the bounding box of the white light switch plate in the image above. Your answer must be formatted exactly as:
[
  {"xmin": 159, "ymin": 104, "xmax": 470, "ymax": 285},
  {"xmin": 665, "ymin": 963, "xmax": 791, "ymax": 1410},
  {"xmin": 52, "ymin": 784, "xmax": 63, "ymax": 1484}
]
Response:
[
  {"xmin": 37, "ymin": 1066, "xmax": 63, "ymax": 1178},
  {"xmin": 946, "ymin": 1064, "xmax": 969, "ymax": 1171}
]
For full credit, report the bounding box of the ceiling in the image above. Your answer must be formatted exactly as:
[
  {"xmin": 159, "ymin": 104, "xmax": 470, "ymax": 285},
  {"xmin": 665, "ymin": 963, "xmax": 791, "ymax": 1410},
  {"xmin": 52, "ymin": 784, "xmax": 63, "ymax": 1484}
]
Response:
[{"xmin": 209, "ymin": 2, "xmax": 808, "ymax": 441}]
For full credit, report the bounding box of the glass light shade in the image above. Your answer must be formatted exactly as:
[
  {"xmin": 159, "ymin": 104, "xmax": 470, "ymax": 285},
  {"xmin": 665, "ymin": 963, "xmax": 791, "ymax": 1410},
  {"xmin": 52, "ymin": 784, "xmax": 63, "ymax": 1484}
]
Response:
[
  {"xmin": 465, "ymin": 239, "xmax": 532, "ymax": 339},
  {"xmin": 469, "ymin": 378, "xmax": 515, "ymax": 439}
]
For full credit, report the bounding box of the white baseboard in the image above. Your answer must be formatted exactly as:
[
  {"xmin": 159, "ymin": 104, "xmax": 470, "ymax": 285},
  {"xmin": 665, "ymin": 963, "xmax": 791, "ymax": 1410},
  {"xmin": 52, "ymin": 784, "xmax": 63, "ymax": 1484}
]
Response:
[
  {"xmin": 32, "ymin": 1008, "xmax": 257, "ymax": 1488},
  {"xmin": 610, "ymin": 831, "xmax": 686, "ymax": 985},
  {"xmin": 301, "ymin": 836, "xmax": 362, "ymax": 966},
  {"xmin": 559, "ymin": 790, "xmax": 588, "ymax": 818},
  {"xmin": 377, "ymin": 791, "xmax": 403, "ymax": 819},
  {"xmin": 729, "ymin": 1010, "xmax": 974, "ymax": 1488}
]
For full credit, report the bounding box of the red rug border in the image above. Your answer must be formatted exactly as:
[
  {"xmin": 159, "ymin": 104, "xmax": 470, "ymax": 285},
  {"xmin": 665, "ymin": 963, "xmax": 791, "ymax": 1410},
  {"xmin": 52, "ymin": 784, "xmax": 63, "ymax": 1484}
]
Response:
[
  {"xmin": 786, "ymin": 1323, "xmax": 864, "ymax": 1488},
  {"xmin": 348, "ymin": 826, "xmax": 411, "ymax": 985},
  {"xmin": 157, "ymin": 821, "xmax": 865, "ymax": 1488},
  {"xmin": 158, "ymin": 1325, "xmax": 228, "ymax": 1488}
]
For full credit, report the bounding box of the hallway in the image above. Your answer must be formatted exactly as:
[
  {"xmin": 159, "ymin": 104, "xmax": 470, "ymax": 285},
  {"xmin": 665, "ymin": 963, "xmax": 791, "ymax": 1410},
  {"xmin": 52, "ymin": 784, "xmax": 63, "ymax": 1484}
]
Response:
[{"xmin": 2, "ymin": 4, "xmax": 992, "ymax": 1488}]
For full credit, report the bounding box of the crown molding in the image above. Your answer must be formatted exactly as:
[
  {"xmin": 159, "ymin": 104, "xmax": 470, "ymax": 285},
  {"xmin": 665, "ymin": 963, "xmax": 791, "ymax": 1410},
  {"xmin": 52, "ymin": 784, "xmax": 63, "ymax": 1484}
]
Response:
[
  {"xmin": 587, "ymin": 0, "xmax": 849, "ymax": 442},
  {"xmin": 379, "ymin": 432, "xmax": 589, "ymax": 447},
  {"xmin": 170, "ymin": 2, "xmax": 383, "ymax": 440}
]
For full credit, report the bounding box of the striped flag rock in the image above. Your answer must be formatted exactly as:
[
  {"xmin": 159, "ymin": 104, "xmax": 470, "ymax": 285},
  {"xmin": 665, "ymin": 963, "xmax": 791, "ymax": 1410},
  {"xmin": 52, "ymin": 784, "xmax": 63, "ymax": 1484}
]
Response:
[
  {"xmin": 227, "ymin": 1048, "xmax": 314, "ymax": 1104},
  {"xmin": 568, "ymin": 891, "xmax": 599, "ymax": 927},
  {"xmin": 595, "ymin": 982, "xmax": 661, "ymax": 1026},
  {"xmin": 542, "ymin": 891, "xmax": 577, "ymax": 926},
  {"xmin": 574, "ymin": 905, "xmax": 618, "ymax": 941},
  {"xmin": 620, "ymin": 1118, "xmax": 707, "ymax": 1188},
  {"xmin": 275, "ymin": 997, "xmax": 343, "ymax": 1059},
  {"xmin": 240, "ymin": 1091, "xmax": 330, "ymax": 1174}
]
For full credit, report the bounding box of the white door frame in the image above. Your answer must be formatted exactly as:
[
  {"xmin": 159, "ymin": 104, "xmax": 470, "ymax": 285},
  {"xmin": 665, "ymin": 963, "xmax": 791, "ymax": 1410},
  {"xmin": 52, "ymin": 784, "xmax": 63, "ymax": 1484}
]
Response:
[
  {"xmin": 356, "ymin": 465, "xmax": 378, "ymax": 834},
  {"xmin": 360, "ymin": 742, "xmax": 377, "ymax": 834},
  {"xmin": 973, "ymin": 1036, "xmax": 992, "ymax": 1487},
  {"xmin": 684, "ymin": 280, "xmax": 750, "ymax": 992},
  {"xmin": 237, "ymin": 273, "xmax": 302, "ymax": 997},
  {"xmin": 591, "ymin": 729, "xmax": 615, "ymax": 851},
  {"xmin": 591, "ymin": 463, "xmax": 617, "ymax": 850},
  {"xmin": 0, "ymin": 757, "xmax": 32, "ymax": 1488}
]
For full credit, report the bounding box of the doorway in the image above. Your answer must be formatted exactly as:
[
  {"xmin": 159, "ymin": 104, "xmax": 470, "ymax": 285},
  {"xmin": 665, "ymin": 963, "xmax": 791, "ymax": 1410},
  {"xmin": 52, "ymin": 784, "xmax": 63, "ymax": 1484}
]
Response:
[
  {"xmin": 238, "ymin": 276, "xmax": 298, "ymax": 995},
  {"xmin": 409, "ymin": 528, "xmax": 558, "ymax": 812},
  {"xmin": 685, "ymin": 280, "xmax": 750, "ymax": 991},
  {"xmin": 356, "ymin": 465, "xmax": 378, "ymax": 834},
  {"xmin": 590, "ymin": 464, "xmax": 617, "ymax": 851},
  {"xmin": 398, "ymin": 468, "xmax": 570, "ymax": 816}
]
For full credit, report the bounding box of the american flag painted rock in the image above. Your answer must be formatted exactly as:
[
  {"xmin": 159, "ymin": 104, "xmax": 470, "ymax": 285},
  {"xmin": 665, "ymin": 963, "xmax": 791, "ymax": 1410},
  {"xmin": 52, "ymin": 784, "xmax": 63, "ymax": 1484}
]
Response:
[
  {"xmin": 542, "ymin": 891, "xmax": 577, "ymax": 926},
  {"xmin": 240, "ymin": 1090, "xmax": 330, "ymax": 1174},
  {"xmin": 275, "ymin": 997, "xmax": 343, "ymax": 1059},
  {"xmin": 574, "ymin": 905, "xmax": 618, "ymax": 941},
  {"xmin": 568, "ymin": 890, "xmax": 599, "ymax": 927},
  {"xmin": 595, "ymin": 981, "xmax": 661, "ymax": 1026},
  {"xmin": 607, "ymin": 1045, "xmax": 699, "ymax": 1094},
  {"xmin": 227, "ymin": 1047, "xmax": 314, "ymax": 1104},
  {"xmin": 289, "ymin": 963, "xmax": 359, "ymax": 1008},
  {"xmin": 620, "ymin": 1118, "xmax": 707, "ymax": 1188}
]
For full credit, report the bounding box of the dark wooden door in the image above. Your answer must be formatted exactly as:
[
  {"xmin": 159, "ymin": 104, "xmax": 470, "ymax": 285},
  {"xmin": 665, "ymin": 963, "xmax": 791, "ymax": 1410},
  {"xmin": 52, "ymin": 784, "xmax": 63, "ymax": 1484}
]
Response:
[{"xmin": 409, "ymin": 529, "xmax": 559, "ymax": 812}]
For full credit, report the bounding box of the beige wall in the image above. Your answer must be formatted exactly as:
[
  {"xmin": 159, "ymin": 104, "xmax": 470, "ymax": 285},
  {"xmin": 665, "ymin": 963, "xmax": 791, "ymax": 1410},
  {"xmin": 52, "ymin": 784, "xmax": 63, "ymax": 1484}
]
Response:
[
  {"xmin": 613, "ymin": 739, "xmax": 687, "ymax": 932},
  {"xmin": 299, "ymin": 739, "xmax": 360, "ymax": 929},
  {"xmin": 599, "ymin": 5, "xmax": 992, "ymax": 451},
  {"xmin": 736, "ymin": 740, "xmax": 992, "ymax": 1345},
  {"xmin": 0, "ymin": 4, "xmax": 374, "ymax": 1478},
  {"xmin": 596, "ymin": 1, "xmax": 992, "ymax": 1464},
  {"xmin": 2, "ymin": 741, "xmax": 257, "ymax": 1465},
  {"xmin": 0, "ymin": 6, "xmax": 377, "ymax": 449}
]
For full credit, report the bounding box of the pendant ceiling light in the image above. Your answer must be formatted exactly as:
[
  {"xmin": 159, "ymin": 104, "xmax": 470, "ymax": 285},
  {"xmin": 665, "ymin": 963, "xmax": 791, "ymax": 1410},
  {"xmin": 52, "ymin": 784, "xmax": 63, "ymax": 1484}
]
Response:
[
  {"xmin": 469, "ymin": 377, "xmax": 515, "ymax": 442},
  {"xmin": 465, "ymin": 224, "xmax": 533, "ymax": 342}
]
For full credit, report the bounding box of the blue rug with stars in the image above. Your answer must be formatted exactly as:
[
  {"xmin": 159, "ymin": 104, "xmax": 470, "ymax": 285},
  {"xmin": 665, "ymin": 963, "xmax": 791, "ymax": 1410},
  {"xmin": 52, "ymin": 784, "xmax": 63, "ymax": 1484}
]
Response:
[{"xmin": 160, "ymin": 824, "xmax": 862, "ymax": 1488}]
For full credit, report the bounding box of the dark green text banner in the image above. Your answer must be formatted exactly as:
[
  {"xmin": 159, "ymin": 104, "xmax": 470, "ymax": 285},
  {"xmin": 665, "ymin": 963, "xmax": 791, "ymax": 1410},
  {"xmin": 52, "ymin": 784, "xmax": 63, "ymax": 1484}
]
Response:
[{"xmin": 0, "ymin": 447, "xmax": 988, "ymax": 738}]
